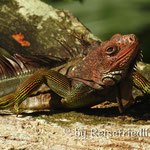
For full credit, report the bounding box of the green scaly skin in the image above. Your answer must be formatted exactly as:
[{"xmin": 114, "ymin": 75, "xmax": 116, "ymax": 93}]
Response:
[
  {"xmin": 0, "ymin": 34, "xmax": 149, "ymax": 115},
  {"xmin": 132, "ymin": 71, "xmax": 150, "ymax": 95}
]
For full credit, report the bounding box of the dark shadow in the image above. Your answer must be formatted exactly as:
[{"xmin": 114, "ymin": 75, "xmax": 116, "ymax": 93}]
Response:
[
  {"xmin": 81, "ymin": 97, "xmax": 150, "ymax": 121},
  {"xmin": 19, "ymin": 109, "xmax": 71, "ymax": 118},
  {"xmin": 19, "ymin": 98, "xmax": 150, "ymax": 120},
  {"xmin": 0, "ymin": 95, "xmax": 149, "ymax": 122}
]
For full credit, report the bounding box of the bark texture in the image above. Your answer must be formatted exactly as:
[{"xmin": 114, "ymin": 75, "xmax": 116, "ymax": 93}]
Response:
[{"xmin": 0, "ymin": 0, "xmax": 99, "ymax": 58}]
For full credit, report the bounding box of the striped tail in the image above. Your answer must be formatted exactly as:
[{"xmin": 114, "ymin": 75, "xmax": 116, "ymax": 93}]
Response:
[{"xmin": 132, "ymin": 71, "xmax": 150, "ymax": 95}]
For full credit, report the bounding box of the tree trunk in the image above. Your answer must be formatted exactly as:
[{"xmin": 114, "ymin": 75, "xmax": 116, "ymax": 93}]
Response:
[{"xmin": 0, "ymin": 0, "xmax": 99, "ymax": 58}]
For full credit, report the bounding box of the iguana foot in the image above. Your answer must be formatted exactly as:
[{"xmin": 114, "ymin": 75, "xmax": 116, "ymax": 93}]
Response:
[{"xmin": 14, "ymin": 103, "xmax": 20, "ymax": 117}]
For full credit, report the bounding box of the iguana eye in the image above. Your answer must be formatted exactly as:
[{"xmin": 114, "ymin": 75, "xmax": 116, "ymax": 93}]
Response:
[{"xmin": 105, "ymin": 46, "xmax": 117, "ymax": 55}]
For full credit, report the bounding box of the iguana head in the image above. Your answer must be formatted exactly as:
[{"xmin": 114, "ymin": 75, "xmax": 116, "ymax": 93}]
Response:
[
  {"xmin": 98, "ymin": 34, "xmax": 140, "ymax": 86},
  {"xmin": 71, "ymin": 34, "xmax": 140, "ymax": 88}
]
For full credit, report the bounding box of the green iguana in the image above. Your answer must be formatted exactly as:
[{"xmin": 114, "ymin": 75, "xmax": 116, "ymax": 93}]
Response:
[{"xmin": 0, "ymin": 33, "xmax": 149, "ymax": 116}]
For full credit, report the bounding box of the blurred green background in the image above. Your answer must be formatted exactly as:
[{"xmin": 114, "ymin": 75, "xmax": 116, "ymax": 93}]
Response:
[{"xmin": 42, "ymin": 0, "xmax": 150, "ymax": 63}]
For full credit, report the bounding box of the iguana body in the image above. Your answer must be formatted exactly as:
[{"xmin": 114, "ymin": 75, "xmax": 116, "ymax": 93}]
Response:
[{"xmin": 0, "ymin": 34, "xmax": 149, "ymax": 115}]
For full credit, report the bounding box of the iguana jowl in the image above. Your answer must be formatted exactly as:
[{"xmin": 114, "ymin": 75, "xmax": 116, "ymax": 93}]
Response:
[{"xmin": 0, "ymin": 33, "xmax": 149, "ymax": 115}]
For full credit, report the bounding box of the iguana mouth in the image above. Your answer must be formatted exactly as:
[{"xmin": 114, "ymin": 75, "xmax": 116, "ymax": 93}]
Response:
[{"xmin": 102, "ymin": 70, "xmax": 123, "ymax": 86}]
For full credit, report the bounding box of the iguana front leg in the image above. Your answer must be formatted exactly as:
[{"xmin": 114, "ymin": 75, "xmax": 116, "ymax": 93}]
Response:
[{"xmin": 0, "ymin": 68, "xmax": 101, "ymax": 115}]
